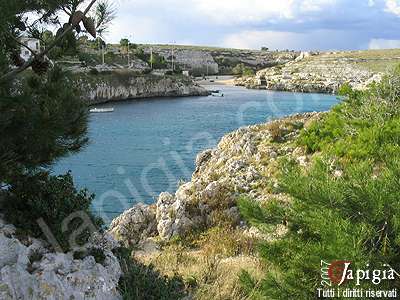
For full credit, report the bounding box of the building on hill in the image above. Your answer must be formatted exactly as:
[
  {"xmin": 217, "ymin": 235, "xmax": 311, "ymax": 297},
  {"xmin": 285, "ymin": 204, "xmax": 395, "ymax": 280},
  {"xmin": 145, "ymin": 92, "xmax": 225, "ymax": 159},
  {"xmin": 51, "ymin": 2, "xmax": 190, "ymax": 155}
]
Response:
[{"xmin": 20, "ymin": 37, "xmax": 41, "ymax": 61}]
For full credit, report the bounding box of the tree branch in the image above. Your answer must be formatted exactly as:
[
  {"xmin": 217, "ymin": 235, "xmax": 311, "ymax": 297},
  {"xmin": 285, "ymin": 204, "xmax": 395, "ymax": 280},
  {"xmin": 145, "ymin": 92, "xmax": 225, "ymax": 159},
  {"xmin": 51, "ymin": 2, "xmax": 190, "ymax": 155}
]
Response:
[
  {"xmin": 10, "ymin": 34, "xmax": 38, "ymax": 57},
  {"xmin": 61, "ymin": 6, "xmax": 72, "ymax": 16},
  {"xmin": 0, "ymin": 0, "xmax": 97, "ymax": 83}
]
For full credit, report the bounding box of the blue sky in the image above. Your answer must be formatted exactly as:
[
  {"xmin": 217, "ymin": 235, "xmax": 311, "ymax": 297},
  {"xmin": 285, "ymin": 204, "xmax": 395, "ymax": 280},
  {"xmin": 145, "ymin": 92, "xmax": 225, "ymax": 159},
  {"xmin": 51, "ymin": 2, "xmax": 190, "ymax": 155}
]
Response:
[{"xmin": 104, "ymin": 0, "xmax": 400, "ymax": 50}]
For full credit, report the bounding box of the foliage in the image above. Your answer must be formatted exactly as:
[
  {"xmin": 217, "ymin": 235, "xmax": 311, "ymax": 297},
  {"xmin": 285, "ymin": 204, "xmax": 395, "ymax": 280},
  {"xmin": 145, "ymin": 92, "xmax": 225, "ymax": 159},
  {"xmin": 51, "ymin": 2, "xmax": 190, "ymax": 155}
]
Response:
[
  {"xmin": 239, "ymin": 67, "xmax": 400, "ymax": 299},
  {"xmin": 299, "ymin": 67, "xmax": 400, "ymax": 161},
  {"xmin": 135, "ymin": 48, "xmax": 167, "ymax": 69},
  {"xmin": 114, "ymin": 247, "xmax": 186, "ymax": 300},
  {"xmin": 0, "ymin": 67, "xmax": 89, "ymax": 182},
  {"xmin": 0, "ymin": 0, "xmax": 109, "ymax": 253},
  {"xmin": 120, "ymin": 38, "xmax": 129, "ymax": 48},
  {"xmin": 93, "ymin": 0, "xmax": 116, "ymax": 37},
  {"xmin": 233, "ymin": 63, "xmax": 255, "ymax": 76},
  {"xmin": 3, "ymin": 172, "xmax": 102, "ymax": 252},
  {"xmin": 78, "ymin": 52, "xmax": 101, "ymax": 65}
]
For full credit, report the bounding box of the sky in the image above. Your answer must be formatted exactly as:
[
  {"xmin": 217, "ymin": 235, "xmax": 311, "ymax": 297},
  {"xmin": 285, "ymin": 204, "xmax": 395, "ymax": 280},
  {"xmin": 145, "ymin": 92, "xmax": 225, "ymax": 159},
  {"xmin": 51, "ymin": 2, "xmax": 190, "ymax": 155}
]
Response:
[{"xmin": 101, "ymin": 0, "xmax": 400, "ymax": 51}]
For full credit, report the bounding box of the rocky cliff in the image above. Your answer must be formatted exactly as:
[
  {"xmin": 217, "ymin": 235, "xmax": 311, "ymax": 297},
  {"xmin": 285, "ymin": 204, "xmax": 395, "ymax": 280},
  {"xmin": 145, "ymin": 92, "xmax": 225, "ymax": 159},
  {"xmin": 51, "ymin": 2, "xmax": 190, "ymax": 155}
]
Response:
[
  {"xmin": 76, "ymin": 72, "xmax": 209, "ymax": 105},
  {"xmin": 109, "ymin": 112, "xmax": 321, "ymax": 247},
  {"xmin": 235, "ymin": 50, "xmax": 398, "ymax": 93}
]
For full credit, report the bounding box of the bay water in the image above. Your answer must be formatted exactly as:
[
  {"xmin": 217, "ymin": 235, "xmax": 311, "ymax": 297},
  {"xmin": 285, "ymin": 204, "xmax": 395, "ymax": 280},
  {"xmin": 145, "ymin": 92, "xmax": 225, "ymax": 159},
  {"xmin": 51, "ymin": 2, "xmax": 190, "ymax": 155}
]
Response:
[{"xmin": 53, "ymin": 85, "xmax": 338, "ymax": 222}]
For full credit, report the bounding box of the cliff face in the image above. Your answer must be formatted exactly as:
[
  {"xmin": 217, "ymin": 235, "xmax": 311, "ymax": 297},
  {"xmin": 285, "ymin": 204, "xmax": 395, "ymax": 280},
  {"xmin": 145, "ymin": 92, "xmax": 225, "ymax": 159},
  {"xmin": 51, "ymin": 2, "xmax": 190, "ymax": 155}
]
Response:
[
  {"xmin": 235, "ymin": 51, "xmax": 389, "ymax": 93},
  {"xmin": 78, "ymin": 73, "xmax": 210, "ymax": 105}
]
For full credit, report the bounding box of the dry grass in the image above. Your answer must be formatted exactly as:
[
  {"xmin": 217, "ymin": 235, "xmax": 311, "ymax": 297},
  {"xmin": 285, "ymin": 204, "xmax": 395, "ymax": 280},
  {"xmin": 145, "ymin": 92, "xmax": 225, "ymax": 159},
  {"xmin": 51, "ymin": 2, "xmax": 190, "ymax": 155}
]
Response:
[{"xmin": 135, "ymin": 227, "xmax": 264, "ymax": 300}]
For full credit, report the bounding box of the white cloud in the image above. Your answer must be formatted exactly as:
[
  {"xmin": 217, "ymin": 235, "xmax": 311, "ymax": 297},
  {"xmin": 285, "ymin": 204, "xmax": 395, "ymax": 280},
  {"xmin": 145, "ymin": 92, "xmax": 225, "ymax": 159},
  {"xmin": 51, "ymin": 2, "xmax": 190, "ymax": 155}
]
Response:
[
  {"xmin": 385, "ymin": 0, "xmax": 400, "ymax": 15},
  {"xmin": 300, "ymin": 0, "xmax": 337, "ymax": 12},
  {"xmin": 192, "ymin": 0, "xmax": 336, "ymax": 25},
  {"xmin": 98, "ymin": 0, "xmax": 400, "ymax": 50},
  {"xmin": 105, "ymin": 16, "xmax": 171, "ymax": 44},
  {"xmin": 369, "ymin": 38, "xmax": 400, "ymax": 49},
  {"xmin": 222, "ymin": 30, "xmax": 304, "ymax": 50},
  {"xmin": 221, "ymin": 29, "xmax": 365, "ymax": 51}
]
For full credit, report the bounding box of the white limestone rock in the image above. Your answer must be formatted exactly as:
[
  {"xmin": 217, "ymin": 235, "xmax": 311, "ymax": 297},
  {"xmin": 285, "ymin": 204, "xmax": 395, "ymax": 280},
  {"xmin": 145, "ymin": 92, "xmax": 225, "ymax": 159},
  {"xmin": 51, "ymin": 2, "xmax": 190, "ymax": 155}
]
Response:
[
  {"xmin": 0, "ymin": 219, "xmax": 122, "ymax": 300},
  {"xmin": 108, "ymin": 203, "xmax": 157, "ymax": 247}
]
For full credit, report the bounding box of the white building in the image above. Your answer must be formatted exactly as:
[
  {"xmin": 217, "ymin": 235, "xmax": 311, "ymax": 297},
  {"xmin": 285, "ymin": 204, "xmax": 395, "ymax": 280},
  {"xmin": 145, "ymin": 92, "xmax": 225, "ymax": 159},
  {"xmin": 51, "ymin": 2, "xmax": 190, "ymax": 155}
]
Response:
[{"xmin": 20, "ymin": 37, "xmax": 41, "ymax": 61}]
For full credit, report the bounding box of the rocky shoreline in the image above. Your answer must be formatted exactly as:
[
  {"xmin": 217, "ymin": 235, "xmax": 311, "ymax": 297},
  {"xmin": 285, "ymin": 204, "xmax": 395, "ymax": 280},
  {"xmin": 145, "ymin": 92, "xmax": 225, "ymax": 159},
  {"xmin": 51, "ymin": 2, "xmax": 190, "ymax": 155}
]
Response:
[
  {"xmin": 75, "ymin": 72, "xmax": 209, "ymax": 105},
  {"xmin": 108, "ymin": 112, "xmax": 322, "ymax": 247},
  {"xmin": 0, "ymin": 111, "xmax": 332, "ymax": 298},
  {"xmin": 235, "ymin": 51, "xmax": 384, "ymax": 94}
]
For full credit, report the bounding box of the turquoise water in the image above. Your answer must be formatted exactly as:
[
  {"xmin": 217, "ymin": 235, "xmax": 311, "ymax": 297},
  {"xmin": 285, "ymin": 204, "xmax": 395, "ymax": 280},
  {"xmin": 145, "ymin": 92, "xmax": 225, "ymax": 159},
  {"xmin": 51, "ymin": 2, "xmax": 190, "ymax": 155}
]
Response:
[{"xmin": 53, "ymin": 85, "xmax": 338, "ymax": 222}]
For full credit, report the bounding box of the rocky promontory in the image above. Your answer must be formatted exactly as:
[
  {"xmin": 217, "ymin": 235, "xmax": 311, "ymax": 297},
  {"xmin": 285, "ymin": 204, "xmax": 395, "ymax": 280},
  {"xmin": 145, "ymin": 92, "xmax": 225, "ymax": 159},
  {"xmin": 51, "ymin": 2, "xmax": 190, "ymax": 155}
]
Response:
[
  {"xmin": 235, "ymin": 50, "xmax": 398, "ymax": 93},
  {"xmin": 109, "ymin": 112, "xmax": 322, "ymax": 247},
  {"xmin": 75, "ymin": 71, "xmax": 209, "ymax": 105}
]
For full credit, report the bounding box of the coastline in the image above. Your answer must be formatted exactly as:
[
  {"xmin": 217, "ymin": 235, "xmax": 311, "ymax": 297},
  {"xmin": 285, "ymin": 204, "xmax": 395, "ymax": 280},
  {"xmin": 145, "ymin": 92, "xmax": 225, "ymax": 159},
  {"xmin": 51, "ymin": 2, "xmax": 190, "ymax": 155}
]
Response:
[{"xmin": 77, "ymin": 72, "xmax": 210, "ymax": 105}]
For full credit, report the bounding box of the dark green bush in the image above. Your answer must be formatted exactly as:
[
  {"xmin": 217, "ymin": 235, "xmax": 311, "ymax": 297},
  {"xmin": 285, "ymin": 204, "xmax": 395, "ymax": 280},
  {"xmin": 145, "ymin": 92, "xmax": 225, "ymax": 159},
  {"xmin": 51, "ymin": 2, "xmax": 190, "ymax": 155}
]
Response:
[
  {"xmin": 3, "ymin": 172, "xmax": 102, "ymax": 252},
  {"xmin": 240, "ymin": 158, "xmax": 400, "ymax": 299},
  {"xmin": 114, "ymin": 247, "xmax": 186, "ymax": 300},
  {"xmin": 89, "ymin": 68, "xmax": 100, "ymax": 76},
  {"xmin": 0, "ymin": 67, "xmax": 89, "ymax": 182},
  {"xmin": 299, "ymin": 67, "xmax": 400, "ymax": 161},
  {"xmin": 79, "ymin": 53, "xmax": 101, "ymax": 66}
]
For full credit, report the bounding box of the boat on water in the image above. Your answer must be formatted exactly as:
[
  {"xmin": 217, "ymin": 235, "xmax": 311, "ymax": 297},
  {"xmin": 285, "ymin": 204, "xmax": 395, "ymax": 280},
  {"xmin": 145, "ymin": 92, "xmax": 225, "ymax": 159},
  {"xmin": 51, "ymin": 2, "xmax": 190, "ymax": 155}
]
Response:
[
  {"xmin": 210, "ymin": 91, "xmax": 224, "ymax": 97},
  {"xmin": 89, "ymin": 108, "xmax": 115, "ymax": 113}
]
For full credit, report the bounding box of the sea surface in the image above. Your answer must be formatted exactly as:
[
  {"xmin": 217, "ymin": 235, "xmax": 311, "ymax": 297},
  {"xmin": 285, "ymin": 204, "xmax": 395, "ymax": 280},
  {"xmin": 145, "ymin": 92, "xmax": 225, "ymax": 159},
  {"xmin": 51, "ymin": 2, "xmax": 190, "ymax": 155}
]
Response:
[{"xmin": 53, "ymin": 85, "xmax": 339, "ymax": 222}]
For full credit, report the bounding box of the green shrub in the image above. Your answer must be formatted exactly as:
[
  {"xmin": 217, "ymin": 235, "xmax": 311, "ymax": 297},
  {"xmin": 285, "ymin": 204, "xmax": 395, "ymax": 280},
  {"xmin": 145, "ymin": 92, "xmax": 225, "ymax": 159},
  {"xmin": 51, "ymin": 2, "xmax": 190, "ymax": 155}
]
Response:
[
  {"xmin": 79, "ymin": 53, "xmax": 101, "ymax": 66},
  {"xmin": 114, "ymin": 247, "xmax": 186, "ymax": 300},
  {"xmin": 232, "ymin": 63, "xmax": 255, "ymax": 76},
  {"xmin": 240, "ymin": 158, "xmax": 400, "ymax": 299},
  {"xmin": 89, "ymin": 68, "xmax": 99, "ymax": 76},
  {"xmin": 3, "ymin": 172, "xmax": 102, "ymax": 252},
  {"xmin": 240, "ymin": 66, "xmax": 400, "ymax": 299},
  {"xmin": 299, "ymin": 68, "xmax": 400, "ymax": 160}
]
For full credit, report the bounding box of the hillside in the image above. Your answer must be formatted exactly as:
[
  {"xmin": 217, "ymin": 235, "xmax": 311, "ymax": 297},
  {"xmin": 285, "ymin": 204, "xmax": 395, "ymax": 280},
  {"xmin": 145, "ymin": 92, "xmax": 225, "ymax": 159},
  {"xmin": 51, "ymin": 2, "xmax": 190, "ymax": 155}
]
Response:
[
  {"xmin": 236, "ymin": 49, "xmax": 400, "ymax": 93},
  {"xmin": 107, "ymin": 43, "xmax": 300, "ymax": 76}
]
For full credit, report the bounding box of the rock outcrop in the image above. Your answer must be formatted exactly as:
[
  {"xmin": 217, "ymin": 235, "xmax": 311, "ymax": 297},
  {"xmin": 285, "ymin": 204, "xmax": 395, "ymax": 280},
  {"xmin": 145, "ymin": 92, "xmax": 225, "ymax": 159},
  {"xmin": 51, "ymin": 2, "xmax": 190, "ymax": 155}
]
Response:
[
  {"xmin": 110, "ymin": 112, "xmax": 322, "ymax": 245},
  {"xmin": 108, "ymin": 204, "xmax": 157, "ymax": 247},
  {"xmin": 0, "ymin": 216, "xmax": 122, "ymax": 300},
  {"xmin": 80, "ymin": 73, "xmax": 210, "ymax": 105},
  {"xmin": 236, "ymin": 51, "xmax": 385, "ymax": 93}
]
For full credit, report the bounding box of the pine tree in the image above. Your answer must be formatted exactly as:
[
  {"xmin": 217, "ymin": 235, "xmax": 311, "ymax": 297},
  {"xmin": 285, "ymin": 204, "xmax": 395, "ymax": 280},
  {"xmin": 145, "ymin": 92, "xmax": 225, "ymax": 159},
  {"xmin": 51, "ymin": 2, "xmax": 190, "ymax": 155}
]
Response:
[
  {"xmin": 0, "ymin": 0, "xmax": 113, "ymax": 249},
  {"xmin": 239, "ymin": 67, "xmax": 400, "ymax": 299}
]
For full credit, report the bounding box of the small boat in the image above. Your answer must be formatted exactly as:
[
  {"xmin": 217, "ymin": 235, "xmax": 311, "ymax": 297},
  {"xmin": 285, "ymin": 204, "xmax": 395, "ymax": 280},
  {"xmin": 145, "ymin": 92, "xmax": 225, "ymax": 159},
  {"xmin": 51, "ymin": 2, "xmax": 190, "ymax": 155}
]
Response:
[
  {"xmin": 211, "ymin": 91, "xmax": 224, "ymax": 97},
  {"xmin": 89, "ymin": 108, "xmax": 114, "ymax": 113}
]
